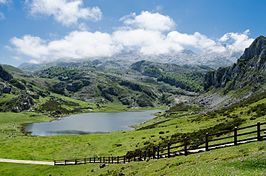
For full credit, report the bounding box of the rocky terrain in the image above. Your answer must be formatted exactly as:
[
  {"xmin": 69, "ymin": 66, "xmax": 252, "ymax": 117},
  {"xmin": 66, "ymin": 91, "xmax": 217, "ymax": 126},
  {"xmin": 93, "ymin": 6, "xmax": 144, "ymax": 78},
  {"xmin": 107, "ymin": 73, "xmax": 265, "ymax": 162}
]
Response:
[
  {"xmin": 0, "ymin": 59, "xmax": 209, "ymax": 115},
  {"xmin": 196, "ymin": 36, "xmax": 266, "ymax": 110},
  {"xmin": 33, "ymin": 60, "xmax": 208, "ymax": 108},
  {"xmin": 0, "ymin": 65, "xmax": 93, "ymax": 116},
  {"xmin": 204, "ymin": 36, "xmax": 266, "ymax": 91}
]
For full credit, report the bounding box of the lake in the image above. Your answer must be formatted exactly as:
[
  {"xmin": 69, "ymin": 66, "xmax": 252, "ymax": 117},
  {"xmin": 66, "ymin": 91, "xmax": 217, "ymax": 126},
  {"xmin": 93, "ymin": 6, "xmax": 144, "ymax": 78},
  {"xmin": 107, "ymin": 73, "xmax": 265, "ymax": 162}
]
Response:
[{"xmin": 25, "ymin": 110, "xmax": 161, "ymax": 136}]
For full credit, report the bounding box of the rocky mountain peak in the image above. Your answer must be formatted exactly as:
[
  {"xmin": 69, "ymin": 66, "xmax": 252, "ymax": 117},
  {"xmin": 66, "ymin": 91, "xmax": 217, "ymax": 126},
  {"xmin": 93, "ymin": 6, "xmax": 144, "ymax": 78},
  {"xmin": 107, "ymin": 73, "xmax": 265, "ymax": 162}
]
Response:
[
  {"xmin": 204, "ymin": 35, "xmax": 266, "ymax": 92},
  {"xmin": 240, "ymin": 35, "xmax": 266, "ymax": 60}
]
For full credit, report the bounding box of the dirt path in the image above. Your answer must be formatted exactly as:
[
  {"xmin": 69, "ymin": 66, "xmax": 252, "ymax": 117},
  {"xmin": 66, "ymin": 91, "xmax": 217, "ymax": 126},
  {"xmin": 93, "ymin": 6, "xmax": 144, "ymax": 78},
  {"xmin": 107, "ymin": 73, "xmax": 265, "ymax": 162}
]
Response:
[{"xmin": 0, "ymin": 158, "xmax": 54, "ymax": 165}]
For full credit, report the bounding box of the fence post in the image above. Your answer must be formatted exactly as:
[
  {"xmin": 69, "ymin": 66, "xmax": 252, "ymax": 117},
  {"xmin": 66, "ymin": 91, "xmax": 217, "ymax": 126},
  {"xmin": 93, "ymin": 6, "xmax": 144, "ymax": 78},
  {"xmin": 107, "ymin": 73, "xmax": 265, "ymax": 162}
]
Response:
[
  {"xmin": 153, "ymin": 146, "xmax": 156, "ymax": 159},
  {"xmin": 167, "ymin": 142, "xmax": 171, "ymax": 158},
  {"xmin": 123, "ymin": 156, "xmax": 126, "ymax": 164},
  {"xmin": 205, "ymin": 132, "xmax": 209, "ymax": 151},
  {"xmin": 144, "ymin": 150, "xmax": 147, "ymax": 160},
  {"xmin": 257, "ymin": 122, "xmax": 261, "ymax": 141},
  {"xmin": 184, "ymin": 137, "xmax": 188, "ymax": 156},
  {"xmin": 84, "ymin": 158, "xmax": 86, "ymax": 164},
  {"xmin": 139, "ymin": 151, "xmax": 142, "ymax": 161},
  {"xmin": 93, "ymin": 157, "xmax": 95, "ymax": 163},
  {"xmin": 234, "ymin": 127, "xmax": 238, "ymax": 145},
  {"xmin": 112, "ymin": 156, "xmax": 114, "ymax": 164},
  {"xmin": 157, "ymin": 145, "xmax": 160, "ymax": 159},
  {"xmin": 64, "ymin": 160, "xmax": 66, "ymax": 165},
  {"xmin": 148, "ymin": 149, "xmax": 151, "ymax": 159},
  {"xmin": 117, "ymin": 156, "xmax": 119, "ymax": 164}
]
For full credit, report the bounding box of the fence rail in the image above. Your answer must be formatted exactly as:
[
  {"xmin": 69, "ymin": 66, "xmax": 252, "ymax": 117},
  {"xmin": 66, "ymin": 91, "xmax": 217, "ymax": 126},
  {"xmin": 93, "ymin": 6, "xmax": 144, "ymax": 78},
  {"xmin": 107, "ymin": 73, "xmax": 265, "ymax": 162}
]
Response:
[{"xmin": 54, "ymin": 121, "xmax": 266, "ymax": 166}]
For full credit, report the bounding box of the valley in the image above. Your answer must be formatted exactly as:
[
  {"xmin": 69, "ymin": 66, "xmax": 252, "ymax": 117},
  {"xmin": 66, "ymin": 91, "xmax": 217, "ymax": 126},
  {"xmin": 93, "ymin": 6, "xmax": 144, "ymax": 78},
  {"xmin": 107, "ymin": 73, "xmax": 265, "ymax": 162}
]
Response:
[{"xmin": 0, "ymin": 36, "xmax": 266, "ymax": 175}]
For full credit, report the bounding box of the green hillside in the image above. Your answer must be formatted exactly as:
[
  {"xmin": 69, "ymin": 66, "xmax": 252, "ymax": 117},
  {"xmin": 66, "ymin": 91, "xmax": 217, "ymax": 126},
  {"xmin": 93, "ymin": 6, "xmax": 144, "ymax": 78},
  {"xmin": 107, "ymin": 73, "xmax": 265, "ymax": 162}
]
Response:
[{"xmin": 0, "ymin": 36, "xmax": 266, "ymax": 175}]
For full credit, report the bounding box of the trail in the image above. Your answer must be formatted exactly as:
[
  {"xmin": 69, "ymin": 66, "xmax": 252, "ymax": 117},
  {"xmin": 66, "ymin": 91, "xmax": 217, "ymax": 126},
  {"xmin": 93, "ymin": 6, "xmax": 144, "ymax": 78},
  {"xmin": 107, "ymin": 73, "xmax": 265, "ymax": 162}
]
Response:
[
  {"xmin": 0, "ymin": 158, "xmax": 54, "ymax": 166},
  {"xmin": 0, "ymin": 135, "xmax": 264, "ymax": 166}
]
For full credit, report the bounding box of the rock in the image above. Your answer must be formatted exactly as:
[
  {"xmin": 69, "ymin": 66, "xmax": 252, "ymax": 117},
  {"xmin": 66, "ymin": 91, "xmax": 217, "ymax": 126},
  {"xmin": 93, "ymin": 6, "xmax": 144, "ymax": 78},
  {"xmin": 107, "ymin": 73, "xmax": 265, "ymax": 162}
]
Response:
[
  {"xmin": 66, "ymin": 81, "xmax": 83, "ymax": 92},
  {"xmin": 204, "ymin": 36, "xmax": 266, "ymax": 92},
  {"xmin": 0, "ymin": 93, "xmax": 34, "ymax": 112},
  {"xmin": 119, "ymin": 80, "xmax": 142, "ymax": 92},
  {"xmin": 0, "ymin": 66, "xmax": 13, "ymax": 81},
  {"xmin": 10, "ymin": 79, "xmax": 26, "ymax": 90},
  {"xmin": 29, "ymin": 92, "xmax": 40, "ymax": 99},
  {"xmin": 240, "ymin": 36, "xmax": 266, "ymax": 60},
  {"xmin": 0, "ymin": 82, "xmax": 5, "ymax": 92},
  {"xmin": 136, "ymin": 94, "xmax": 154, "ymax": 107},
  {"xmin": 52, "ymin": 82, "xmax": 66, "ymax": 94},
  {"xmin": 11, "ymin": 95, "xmax": 34, "ymax": 112},
  {"xmin": 119, "ymin": 96, "xmax": 133, "ymax": 105},
  {"xmin": 3, "ymin": 87, "xmax": 11, "ymax": 94}
]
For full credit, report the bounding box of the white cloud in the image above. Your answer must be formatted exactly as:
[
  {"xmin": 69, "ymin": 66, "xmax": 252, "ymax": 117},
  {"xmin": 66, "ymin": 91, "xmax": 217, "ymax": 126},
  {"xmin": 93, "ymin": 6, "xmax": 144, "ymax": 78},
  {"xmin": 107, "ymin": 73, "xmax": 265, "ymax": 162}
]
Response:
[
  {"xmin": 166, "ymin": 31, "xmax": 226, "ymax": 53},
  {"xmin": 219, "ymin": 29, "xmax": 254, "ymax": 53},
  {"xmin": 10, "ymin": 11, "xmax": 254, "ymax": 64},
  {"xmin": 11, "ymin": 35, "xmax": 48, "ymax": 59},
  {"xmin": 121, "ymin": 11, "xmax": 175, "ymax": 32},
  {"xmin": 27, "ymin": 0, "xmax": 102, "ymax": 26},
  {"xmin": 113, "ymin": 29, "xmax": 179, "ymax": 55},
  {"xmin": 11, "ymin": 31, "xmax": 120, "ymax": 63}
]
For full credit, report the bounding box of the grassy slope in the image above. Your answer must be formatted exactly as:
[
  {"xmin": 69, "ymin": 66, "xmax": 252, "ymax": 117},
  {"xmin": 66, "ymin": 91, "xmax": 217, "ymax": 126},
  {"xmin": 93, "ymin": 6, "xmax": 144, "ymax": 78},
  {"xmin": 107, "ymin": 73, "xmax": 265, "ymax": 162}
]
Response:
[
  {"xmin": 0, "ymin": 94, "xmax": 17, "ymax": 105},
  {"xmin": 0, "ymin": 142, "xmax": 265, "ymax": 176},
  {"xmin": 0, "ymin": 96, "xmax": 265, "ymax": 160},
  {"xmin": 0, "ymin": 94, "xmax": 265, "ymax": 175}
]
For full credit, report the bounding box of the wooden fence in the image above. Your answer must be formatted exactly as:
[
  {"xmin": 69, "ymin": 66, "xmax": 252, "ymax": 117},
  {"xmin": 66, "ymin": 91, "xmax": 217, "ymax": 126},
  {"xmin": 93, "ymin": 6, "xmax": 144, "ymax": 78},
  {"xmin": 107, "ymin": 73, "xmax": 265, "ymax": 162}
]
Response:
[{"xmin": 54, "ymin": 121, "xmax": 266, "ymax": 166}]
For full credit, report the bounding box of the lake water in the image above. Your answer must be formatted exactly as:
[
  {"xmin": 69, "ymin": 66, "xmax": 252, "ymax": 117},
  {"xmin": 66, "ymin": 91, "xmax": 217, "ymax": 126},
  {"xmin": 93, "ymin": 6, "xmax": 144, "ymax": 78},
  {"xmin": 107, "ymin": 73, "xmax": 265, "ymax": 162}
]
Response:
[{"xmin": 25, "ymin": 110, "xmax": 161, "ymax": 136}]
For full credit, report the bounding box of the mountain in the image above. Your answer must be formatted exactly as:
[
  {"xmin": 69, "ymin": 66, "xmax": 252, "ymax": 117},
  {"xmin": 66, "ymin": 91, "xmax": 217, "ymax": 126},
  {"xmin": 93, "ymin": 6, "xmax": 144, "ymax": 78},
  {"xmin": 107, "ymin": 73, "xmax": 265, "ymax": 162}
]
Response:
[
  {"xmin": 34, "ymin": 60, "xmax": 209, "ymax": 108},
  {"xmin": 109, "ymin": 50, "xmax": 242, "ymax": 68},
  {"xmin": 199, "ymin": 36, "xmax": 266, "ymax": 109},
  {"xmin": 0, "ymin": 65, "xmax": 95, "ymax": 116},
  {"xmin": 19, "ymin": 49, "xmax": 242, "ymax": 72},
  {"xmin": 204, "ymin": 36, "xmax": 266, "ymax": 92},
  {"xmin": 1, "ymin": 59, "xmax": 210, "ymax": 115},
  {"xmin": 131, "ymin": 60, "xmax": 210, "ymax": 92}
]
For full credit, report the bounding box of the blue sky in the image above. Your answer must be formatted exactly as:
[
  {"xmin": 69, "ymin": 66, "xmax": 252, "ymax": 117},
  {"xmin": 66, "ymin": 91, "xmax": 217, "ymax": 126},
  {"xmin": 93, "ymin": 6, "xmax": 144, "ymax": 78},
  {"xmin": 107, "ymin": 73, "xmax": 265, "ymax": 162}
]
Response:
[{"xmin": 0, "ymin": 0, "xmax": 265, "ymax": 66}]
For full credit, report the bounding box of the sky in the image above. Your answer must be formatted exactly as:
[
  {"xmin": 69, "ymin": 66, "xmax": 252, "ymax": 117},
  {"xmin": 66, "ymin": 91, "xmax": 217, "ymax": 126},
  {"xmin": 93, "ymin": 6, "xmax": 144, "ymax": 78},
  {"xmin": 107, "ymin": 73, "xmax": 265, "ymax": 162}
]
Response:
[{"xmin": 0, "ymin": 0, "xmax": 265, "ymax": 66}]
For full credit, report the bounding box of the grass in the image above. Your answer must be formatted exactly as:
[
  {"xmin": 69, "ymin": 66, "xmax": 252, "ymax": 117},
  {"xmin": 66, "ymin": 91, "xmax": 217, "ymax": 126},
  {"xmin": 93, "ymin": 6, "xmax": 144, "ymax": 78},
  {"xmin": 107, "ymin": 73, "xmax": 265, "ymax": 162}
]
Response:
[
  {"xmin": 0, "ymin": 97, "xmax": 264, "ymax": 161},
  {"xmin": 0, "ymin": 112, "xmax": 49, "ymax": 138},
  {"xmin": 0, "ymin": 94, "xmax": 265, "ymax": 175},
  {"xmin": 0, "ymin": 94, "xmax": 17, "ymax": 105},
  {"xmin": 0, "ymin": 142, "xmax": 264, "ymax": 176}
]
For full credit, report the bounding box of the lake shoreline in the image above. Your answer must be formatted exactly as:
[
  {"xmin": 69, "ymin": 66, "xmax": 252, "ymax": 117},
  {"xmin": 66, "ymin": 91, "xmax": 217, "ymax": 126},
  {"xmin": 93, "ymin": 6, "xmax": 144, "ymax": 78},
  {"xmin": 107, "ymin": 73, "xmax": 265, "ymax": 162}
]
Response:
[{"xmin": 23, "ymin": 110, "xmax": 163, "ymax": 136}]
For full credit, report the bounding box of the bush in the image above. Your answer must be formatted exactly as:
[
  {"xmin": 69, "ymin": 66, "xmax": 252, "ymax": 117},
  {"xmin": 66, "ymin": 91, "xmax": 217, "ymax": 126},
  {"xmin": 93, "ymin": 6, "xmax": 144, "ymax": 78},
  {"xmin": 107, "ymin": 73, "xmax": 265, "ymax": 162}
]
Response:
[
  {"xmin": 136, "ymin": 95, "xmax": 154, "ymax": 107},
  {"xmin": 250, "ymin": 103, "xmax": 266, "ymax": 117}
]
